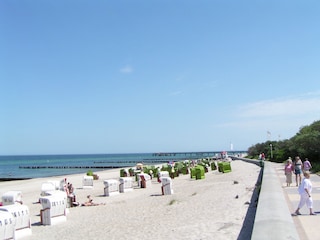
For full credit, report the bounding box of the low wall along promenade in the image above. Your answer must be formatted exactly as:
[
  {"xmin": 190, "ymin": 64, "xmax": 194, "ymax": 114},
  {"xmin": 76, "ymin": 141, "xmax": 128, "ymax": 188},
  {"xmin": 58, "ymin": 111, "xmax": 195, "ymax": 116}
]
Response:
[{"xmin": 235, "ymin": 157, "xmax": 300, "ymax": 240}]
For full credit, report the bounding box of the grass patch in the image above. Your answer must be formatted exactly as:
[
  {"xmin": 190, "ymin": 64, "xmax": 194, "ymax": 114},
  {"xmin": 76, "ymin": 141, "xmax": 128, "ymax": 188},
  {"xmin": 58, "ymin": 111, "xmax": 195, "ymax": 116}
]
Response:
[{"xmin": 168, "ymin": 199, "xmax": 177, "ymax": 205}]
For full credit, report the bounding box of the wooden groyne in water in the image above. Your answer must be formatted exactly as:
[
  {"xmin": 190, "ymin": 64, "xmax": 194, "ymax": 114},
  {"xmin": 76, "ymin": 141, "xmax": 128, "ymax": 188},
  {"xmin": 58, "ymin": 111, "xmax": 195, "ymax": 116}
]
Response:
[
  {"xmin": 18, "ymin": 153, "xmax": 239, "ymax": 170},
  {"xmin": 18, "ymin": 157, "xmax": 219, "ymax": 170},
  {"xmin": 0, "ymin": 177, "xmax": 32, "ymax": 181}
]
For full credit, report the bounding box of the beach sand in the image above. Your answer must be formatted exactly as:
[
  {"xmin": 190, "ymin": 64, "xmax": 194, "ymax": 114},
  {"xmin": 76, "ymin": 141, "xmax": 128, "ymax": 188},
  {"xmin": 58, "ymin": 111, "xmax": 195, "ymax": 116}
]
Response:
[{"xmin": 0, "ymin": 160, "xmax": 261, "ymax": 240}]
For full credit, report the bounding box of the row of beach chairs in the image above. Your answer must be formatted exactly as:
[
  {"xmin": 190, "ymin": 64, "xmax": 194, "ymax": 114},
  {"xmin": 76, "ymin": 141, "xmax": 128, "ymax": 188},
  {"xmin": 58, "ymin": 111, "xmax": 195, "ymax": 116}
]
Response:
[
  {"xmin": 0, "ymin": 172, "xmax": 175, "ymax": 239},
  {"xmin": 104, "ymin": 173, "xmax": 173, "ymax": 196}
]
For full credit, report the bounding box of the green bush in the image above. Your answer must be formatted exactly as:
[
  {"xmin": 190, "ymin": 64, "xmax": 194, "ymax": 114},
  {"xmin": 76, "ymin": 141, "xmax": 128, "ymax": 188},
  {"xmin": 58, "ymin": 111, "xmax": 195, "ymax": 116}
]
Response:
[{"xmin": 87, "ymin": 169, "xmax": 93, "ymax": 176}]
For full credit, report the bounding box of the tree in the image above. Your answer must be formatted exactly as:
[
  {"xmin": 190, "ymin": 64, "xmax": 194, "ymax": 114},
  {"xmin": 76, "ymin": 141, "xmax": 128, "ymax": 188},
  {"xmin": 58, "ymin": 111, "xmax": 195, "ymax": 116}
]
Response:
[{"xmin": 247, "ymin": 120, "xmax": 320, "ymax": 166}]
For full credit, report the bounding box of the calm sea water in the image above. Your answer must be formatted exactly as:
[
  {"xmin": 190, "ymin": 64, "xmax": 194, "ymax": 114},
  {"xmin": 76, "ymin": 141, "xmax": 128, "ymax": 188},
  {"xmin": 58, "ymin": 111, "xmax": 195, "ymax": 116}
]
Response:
[{"xmin": 0, "ymin": 152, "xmax": 231, "ymax": 179}]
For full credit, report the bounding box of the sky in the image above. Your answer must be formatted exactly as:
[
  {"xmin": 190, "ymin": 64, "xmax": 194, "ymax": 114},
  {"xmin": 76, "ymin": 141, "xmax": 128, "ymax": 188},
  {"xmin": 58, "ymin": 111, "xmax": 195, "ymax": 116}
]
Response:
[{"xmin": 1, "ymin": 1, "xmax": 320, "ymax": 155}]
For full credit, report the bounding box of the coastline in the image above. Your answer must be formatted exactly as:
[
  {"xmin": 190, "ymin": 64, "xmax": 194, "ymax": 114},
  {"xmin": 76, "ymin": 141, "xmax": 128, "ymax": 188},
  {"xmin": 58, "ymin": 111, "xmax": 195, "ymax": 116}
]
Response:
[
  {"xmin": 0, "ymin": 152, "xmax": 247, "ymax": 180},
  {"xmin": 0, "ymin": 160, "xmax": 260, "ymax": 240}
]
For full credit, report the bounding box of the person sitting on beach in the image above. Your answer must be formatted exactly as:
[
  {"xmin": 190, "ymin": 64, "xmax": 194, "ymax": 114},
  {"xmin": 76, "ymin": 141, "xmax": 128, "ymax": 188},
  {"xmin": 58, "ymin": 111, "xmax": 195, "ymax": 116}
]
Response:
[
  {"xmin": 170, "ymin": 166, "xmax": 175, "ymax": 179},
  {"xmin": 157, "ymin": 167, "xmax": 162, "ymax": 183},
  {"xmin": 62, "ymin": 178, "xmax": 70, "ymax": 195},
  {"xmin": 67, "ymin": 182, "xmax": 77, "ymax": 206},
  {"xmin": 149, "ymin": 169, "xmax": 153, "ymax": 179},
  {"xmin": 67, "ymin": 182, "xmax": 74, "ymax": 196},
  {"xmin": 81, "ymin": 195, "xmax": 105, "ymax": 207}
]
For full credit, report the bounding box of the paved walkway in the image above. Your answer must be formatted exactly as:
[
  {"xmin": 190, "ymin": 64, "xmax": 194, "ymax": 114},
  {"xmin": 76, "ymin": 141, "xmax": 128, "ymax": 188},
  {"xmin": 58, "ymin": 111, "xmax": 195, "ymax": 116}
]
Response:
[{"xmin": 273, "ymin": 162, "xmax": 320, "ymax": 240}]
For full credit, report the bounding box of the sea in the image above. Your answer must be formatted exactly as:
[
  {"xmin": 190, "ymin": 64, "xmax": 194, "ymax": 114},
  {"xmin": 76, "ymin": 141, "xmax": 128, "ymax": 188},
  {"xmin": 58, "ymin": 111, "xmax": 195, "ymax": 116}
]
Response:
[{"xmin": 0, "ymin": 151, "xmax": 241, "ymax": 180}]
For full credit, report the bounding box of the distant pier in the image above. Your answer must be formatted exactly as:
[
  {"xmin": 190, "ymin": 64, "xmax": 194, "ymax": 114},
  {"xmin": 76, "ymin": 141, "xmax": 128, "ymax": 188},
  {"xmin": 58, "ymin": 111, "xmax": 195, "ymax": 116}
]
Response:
[
  {"xmin": 18, "ymin": 150, "xmax": 247, "ymax": 170},
  {"xmin": 19, "ymin": 165, "xmax": 132, "ymax": 169},
  {"xmin": 152, "ymin": 151, "xmax": 247, "ymax": 157}
]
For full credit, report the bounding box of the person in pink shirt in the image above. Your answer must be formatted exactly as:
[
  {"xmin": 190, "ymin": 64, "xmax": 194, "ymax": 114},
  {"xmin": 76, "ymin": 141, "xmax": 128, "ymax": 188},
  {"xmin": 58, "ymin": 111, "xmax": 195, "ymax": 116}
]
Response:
[
  {"xmin": 284, "ymin": 157, "xmax": 294, "ymax": 187},
  {"xmin": 303, "ymin": 158, "xmax": 312, "ymax": 172}
]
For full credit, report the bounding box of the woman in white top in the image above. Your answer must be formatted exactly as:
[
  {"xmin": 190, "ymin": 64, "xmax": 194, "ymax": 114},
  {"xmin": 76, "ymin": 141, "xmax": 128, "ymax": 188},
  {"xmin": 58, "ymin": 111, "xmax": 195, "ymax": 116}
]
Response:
[{"xmin": 293, "ymin": 171, "xmax": 316, "ymax": 215}]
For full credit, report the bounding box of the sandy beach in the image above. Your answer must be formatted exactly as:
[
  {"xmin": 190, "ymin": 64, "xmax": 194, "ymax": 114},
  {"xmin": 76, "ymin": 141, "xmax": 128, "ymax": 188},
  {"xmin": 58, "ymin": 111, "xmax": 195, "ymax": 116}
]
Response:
[{"xmin": 0, "ymin": 160, "xmax": 261, "ymax": 240}]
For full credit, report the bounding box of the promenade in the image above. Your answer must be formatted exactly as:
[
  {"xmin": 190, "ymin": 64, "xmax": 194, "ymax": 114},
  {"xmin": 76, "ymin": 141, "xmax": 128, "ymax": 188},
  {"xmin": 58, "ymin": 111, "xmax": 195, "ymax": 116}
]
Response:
[
  {"xmin": 235, "ymin": 158, "xmax": 319, "ymax": 240},
  {"xmin": 273, "ymin": 162, "xmax": 320, "ymax": 240}
]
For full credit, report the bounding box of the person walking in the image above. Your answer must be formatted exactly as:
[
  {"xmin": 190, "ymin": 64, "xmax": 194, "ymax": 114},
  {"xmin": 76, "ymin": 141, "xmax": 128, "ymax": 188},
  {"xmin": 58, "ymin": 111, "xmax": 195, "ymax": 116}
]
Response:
[
  {"xmin": 294, "ymin": 156, "xmax": 303, "ymax": 186},
  {"xmin": 284, "ymin": 157, "xmax": 294, "ymax": 187},
  {"xmin": 303, "ymin": 158, "xmax": 312, "ymax": 172},
  {"xmin": 293, "ymin": 171, "xmax": 316, "ymax": 216}
]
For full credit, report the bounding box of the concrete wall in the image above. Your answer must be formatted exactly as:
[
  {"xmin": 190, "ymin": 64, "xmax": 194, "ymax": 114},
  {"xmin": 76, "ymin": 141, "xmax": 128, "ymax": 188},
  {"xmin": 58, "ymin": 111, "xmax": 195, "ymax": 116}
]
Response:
[{"xmin": 233, "ymin": 157, "xmax": 300, "ymax": 240}]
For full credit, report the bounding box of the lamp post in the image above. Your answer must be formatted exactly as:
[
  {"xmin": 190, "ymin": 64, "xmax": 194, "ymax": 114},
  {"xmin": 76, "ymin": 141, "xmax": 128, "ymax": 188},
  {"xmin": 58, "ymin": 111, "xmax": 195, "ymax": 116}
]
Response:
[{"xmin": 270, "ymin": 143, "xmax": 273, "ymax": 160}]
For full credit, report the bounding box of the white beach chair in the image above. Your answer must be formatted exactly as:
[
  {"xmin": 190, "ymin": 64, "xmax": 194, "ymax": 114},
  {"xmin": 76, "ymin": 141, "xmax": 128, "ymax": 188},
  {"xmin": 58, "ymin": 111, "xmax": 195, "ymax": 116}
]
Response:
[
  {"xmin": 103, "ymin": 179, "xmax": 120, "ymax": 196},
  {"xmin": 157, "ymin": 171, "xmax": 170, "ymax": 182},
  {"xmin": 59, "ymin": 179, "xmax": 66, "ymax": 191},
  {"xmin": 43, "ymin": 190, "xmax": 70, "ymax": 209},
  {"xmin": 40, "ymin": 182, "xmax": 56, "ymax": 196},
  {"xmin": 138, "ymin": 174, "xmax": 152, "ymax": 188},
  {"xmin": 161, "ymin": 177, "xmax": 173, "ymax": 195},
  {"xmin": 1, "ymin": 191, "xmax": 23, "ymax": 206},
  {"xmin": 0, "ymin": 210, "xmax": 15, "ymax": 240},
  {"xmin": 119, "ymin": 177, "xmax": 133, "ymax": 193},
  {"xmin": 158, "ymin": 171, "xmax": 169, "ymax": 178},
  {"xmin": 39, "ymin": 195, "xmax": 67, "ymax": 225},
  {"xmin": 0, "ymin": 204, "xmax": 32, "ymax": 239},
  {"xmin": 82, "ymin": 175, "xmax": 94, "ymax": 189},
  {"xmin": 47, "ymin": 180, "xmax": 60, "ymax": 190}
]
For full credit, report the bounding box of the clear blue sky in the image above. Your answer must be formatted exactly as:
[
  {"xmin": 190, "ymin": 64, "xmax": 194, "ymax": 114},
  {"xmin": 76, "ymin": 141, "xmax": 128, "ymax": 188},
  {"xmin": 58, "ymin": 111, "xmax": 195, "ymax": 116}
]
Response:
[{"xmin": 1, "ymin": 1, "xmax": 320, "ymax": 155}]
